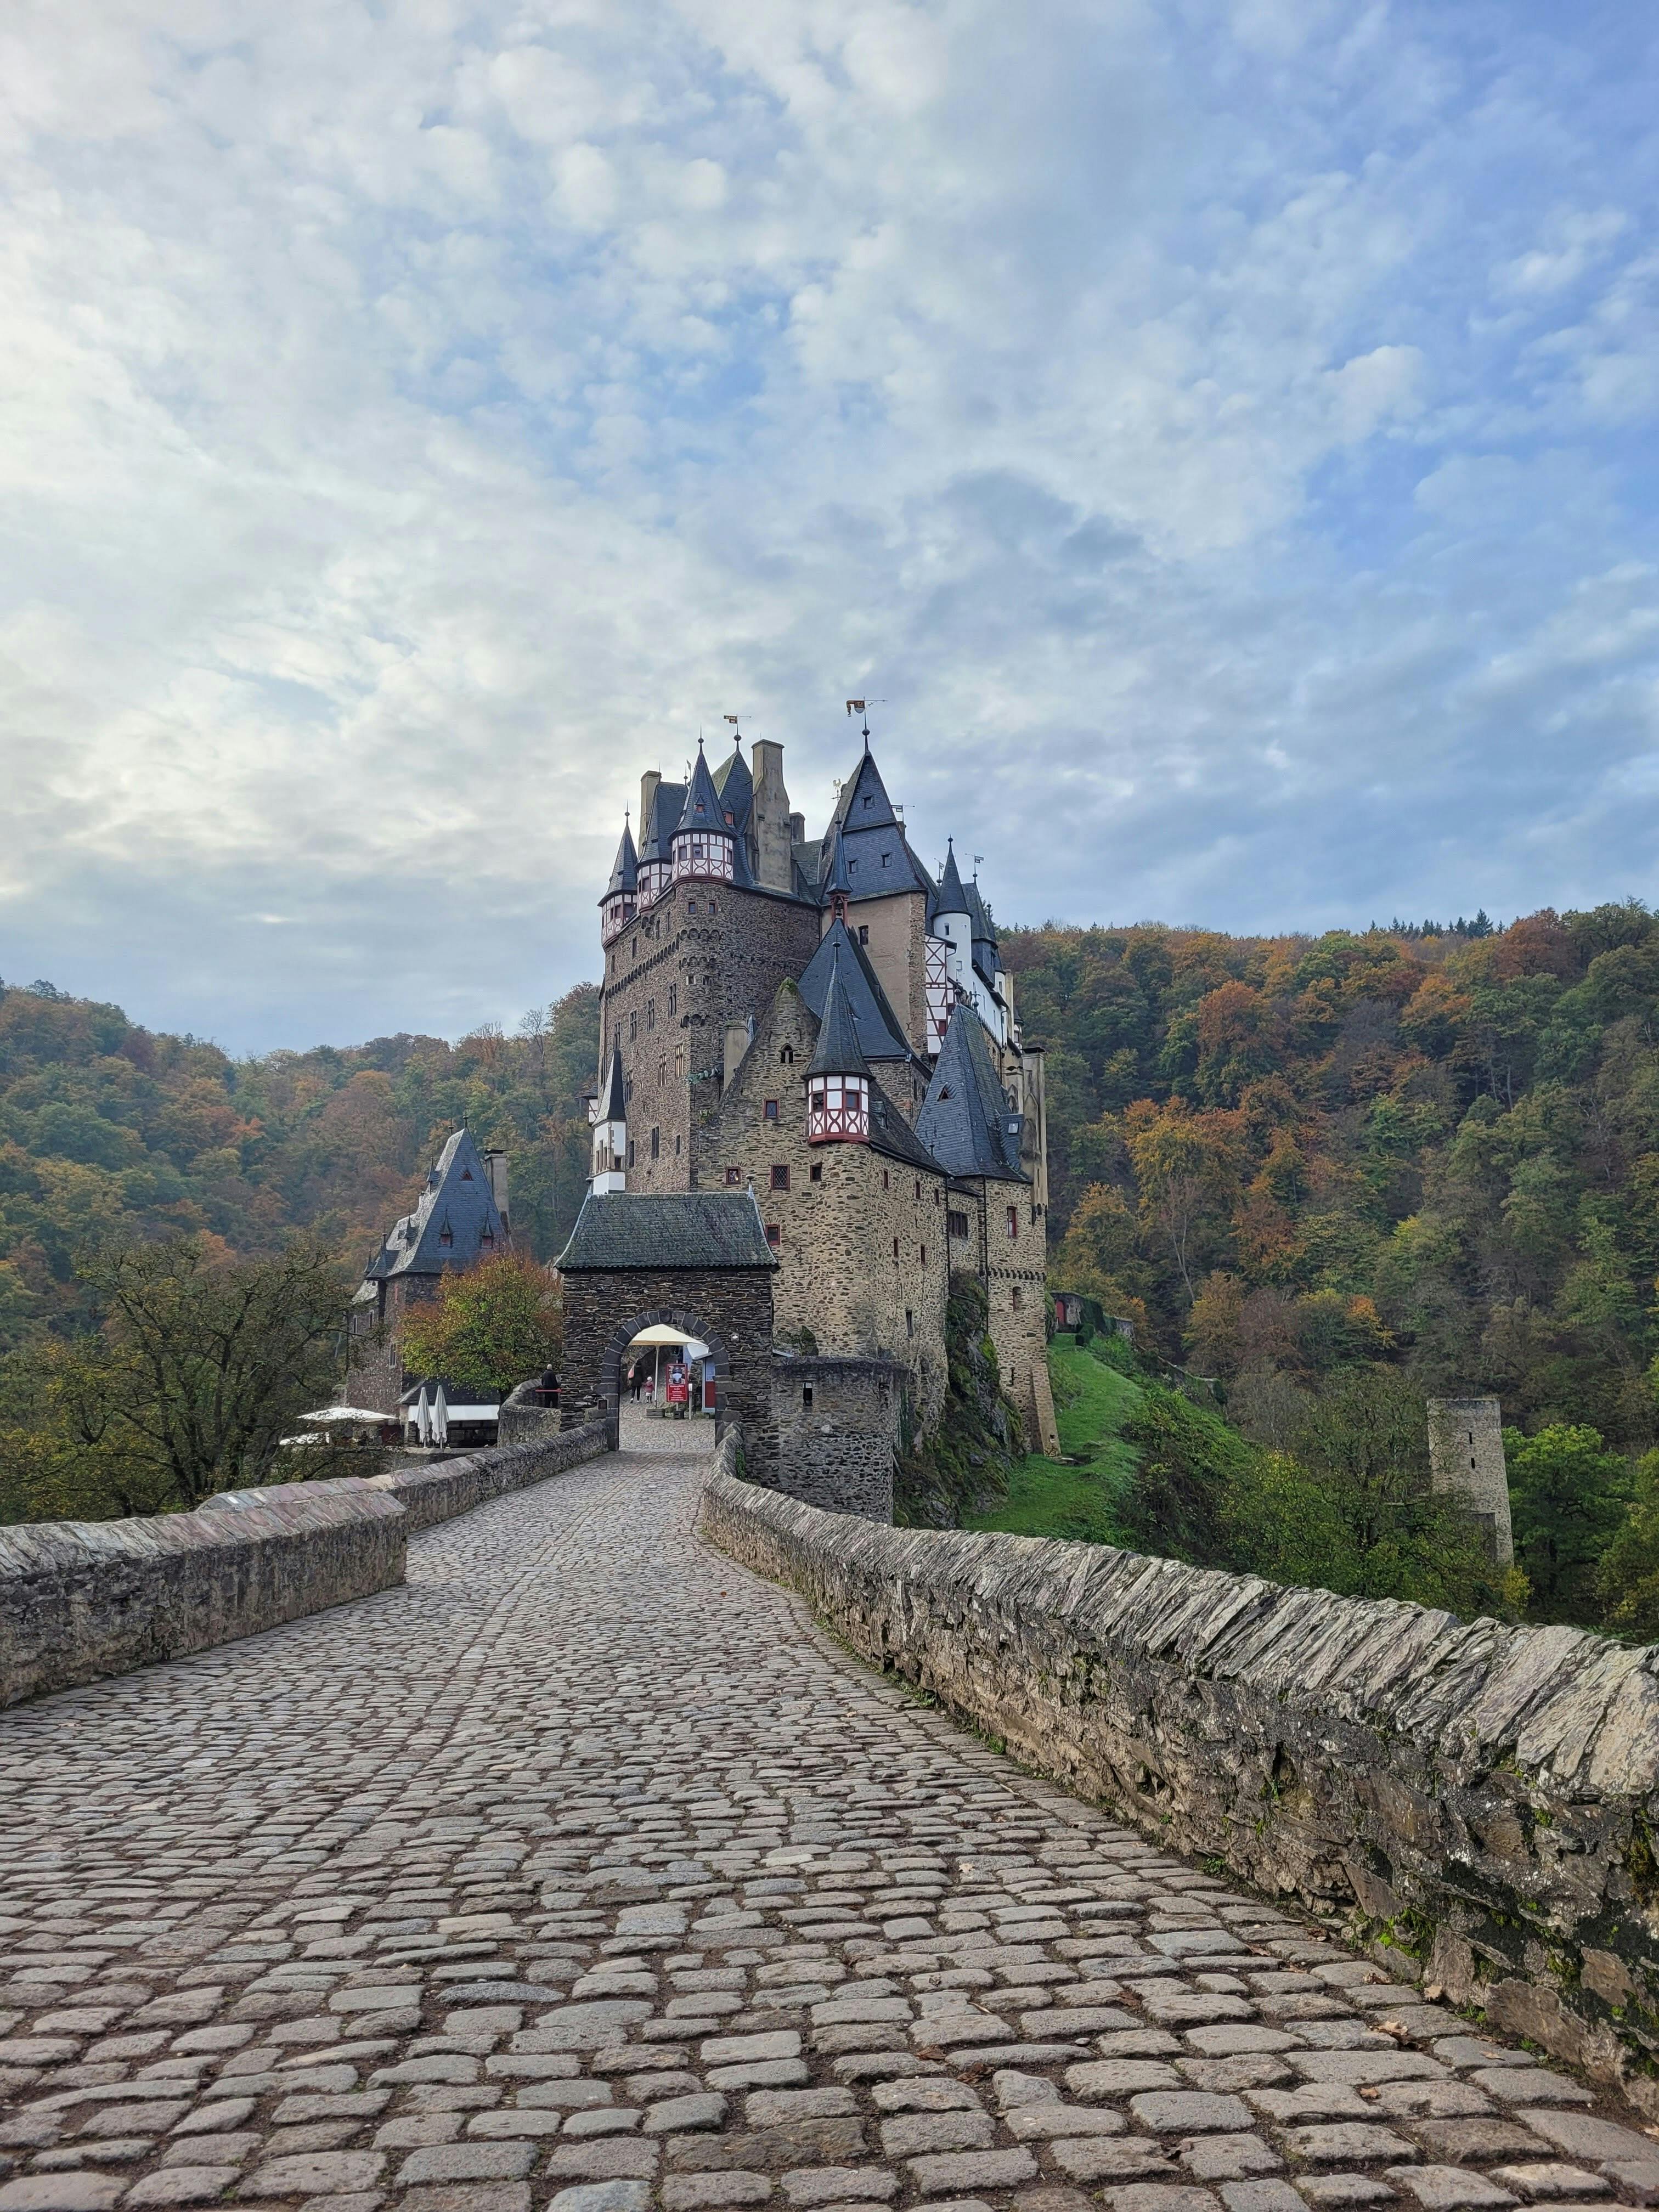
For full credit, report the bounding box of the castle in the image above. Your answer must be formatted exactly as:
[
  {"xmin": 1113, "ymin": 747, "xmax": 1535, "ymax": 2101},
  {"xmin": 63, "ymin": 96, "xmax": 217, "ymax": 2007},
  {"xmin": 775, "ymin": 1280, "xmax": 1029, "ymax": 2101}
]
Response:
[{"xmin": 581, "ymin": 723, "xmax": 1059, "ymax": 1461}]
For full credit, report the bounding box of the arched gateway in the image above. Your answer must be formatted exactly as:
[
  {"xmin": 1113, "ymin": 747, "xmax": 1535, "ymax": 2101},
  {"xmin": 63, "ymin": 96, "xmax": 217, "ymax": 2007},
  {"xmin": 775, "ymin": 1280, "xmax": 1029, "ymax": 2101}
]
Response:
[{"xmin": 555, "ymin": 1191, "xmax": 777, "ymax": 1452}]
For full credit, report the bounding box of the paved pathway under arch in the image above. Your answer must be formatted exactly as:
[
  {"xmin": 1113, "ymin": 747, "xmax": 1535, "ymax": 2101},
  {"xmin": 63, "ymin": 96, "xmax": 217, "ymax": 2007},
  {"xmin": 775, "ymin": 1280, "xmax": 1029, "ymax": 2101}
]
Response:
[{"xmin": 2, "ymin": 1444, "xmax": 1653, "ymax": 2212}]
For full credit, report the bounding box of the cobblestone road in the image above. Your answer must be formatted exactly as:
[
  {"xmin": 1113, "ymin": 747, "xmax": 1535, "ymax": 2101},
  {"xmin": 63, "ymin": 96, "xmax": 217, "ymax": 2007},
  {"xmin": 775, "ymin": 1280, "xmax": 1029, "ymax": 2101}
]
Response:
[{"xmin": 4, "ymin": 1442, "xmax": 1656, "ymax": 2212}]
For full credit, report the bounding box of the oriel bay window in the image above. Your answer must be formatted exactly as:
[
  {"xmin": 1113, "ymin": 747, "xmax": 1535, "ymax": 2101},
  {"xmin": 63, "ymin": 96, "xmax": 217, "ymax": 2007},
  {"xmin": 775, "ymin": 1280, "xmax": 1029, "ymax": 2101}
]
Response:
[{"xmin": 806, "ymin": 1073, "xmax": 870, "ymax": 1143}]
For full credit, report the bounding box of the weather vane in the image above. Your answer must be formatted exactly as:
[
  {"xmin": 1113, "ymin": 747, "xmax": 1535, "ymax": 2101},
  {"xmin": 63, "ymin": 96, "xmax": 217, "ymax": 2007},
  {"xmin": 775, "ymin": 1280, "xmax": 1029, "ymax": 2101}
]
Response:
[{"xmin": 845, "ymin": 697, "xmax": 885, "ymax": 743}]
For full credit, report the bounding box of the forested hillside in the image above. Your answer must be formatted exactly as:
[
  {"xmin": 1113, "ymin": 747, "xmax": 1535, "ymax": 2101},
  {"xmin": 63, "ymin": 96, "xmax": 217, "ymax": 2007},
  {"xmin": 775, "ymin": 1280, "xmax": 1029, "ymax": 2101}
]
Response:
[
  {"xmin": 0, "ymin": 979, "xmax": 600, "ymax": 1347},
  {"xmin": 8, "ymin": 893, "xmax": 1659, "ymax": 1463},
  {"xmin": 1012, "ymin": 901, "xmax": 1659, "ymax": 1454}
]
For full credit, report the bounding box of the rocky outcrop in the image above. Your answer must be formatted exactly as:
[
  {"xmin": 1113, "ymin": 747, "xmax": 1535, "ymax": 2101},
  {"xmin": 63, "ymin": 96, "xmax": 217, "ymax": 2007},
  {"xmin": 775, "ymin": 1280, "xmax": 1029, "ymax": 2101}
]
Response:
[{"xmin": 699, "ymin": 1458, "xmax": 1659, "ymax": 2111}]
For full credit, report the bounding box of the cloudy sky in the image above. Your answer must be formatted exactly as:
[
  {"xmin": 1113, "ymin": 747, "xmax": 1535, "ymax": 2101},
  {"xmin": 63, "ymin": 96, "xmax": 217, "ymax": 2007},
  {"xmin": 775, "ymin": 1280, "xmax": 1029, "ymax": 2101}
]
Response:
[{"xmin": 2, "ymin": 0, "xmax": 1656, "ymax": 1053}]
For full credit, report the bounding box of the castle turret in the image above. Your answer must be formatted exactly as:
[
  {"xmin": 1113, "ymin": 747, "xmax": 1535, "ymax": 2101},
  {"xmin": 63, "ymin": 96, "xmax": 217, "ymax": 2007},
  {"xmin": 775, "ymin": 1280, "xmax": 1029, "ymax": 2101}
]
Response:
[
  {"xmin": 600, "ymin": 817, "xmax": 638, "ymax": 946},
  {"xmin": 672, "ymin": 741, "xmax": 737, "ymax": 884},
  {"xmin": 806, "ymin": 955, "xmax": 872, "ymax": 1144},
  {"xmin": 590, "ymin": 1042, "xmax": 628, "ymax": 1195}
]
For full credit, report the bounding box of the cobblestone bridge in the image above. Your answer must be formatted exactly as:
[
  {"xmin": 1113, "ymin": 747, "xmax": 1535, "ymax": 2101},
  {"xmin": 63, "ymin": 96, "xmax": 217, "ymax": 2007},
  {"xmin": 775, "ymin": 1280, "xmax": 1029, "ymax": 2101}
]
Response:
[{"xmin": 3, "ymin": 1438, "xmax": 1656, "ymax": 2212}]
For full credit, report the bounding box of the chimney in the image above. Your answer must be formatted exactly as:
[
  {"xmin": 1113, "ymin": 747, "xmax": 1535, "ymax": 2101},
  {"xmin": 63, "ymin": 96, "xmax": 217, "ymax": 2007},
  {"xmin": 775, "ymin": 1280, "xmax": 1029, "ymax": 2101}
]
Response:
[
  {"xmin": 483, "ymin": 1149, "xmax": 510, "ymax": 1238},
  {"xmin": 724, "ymin": 1017, "xmax": 754, "ymax": 1090},
  {"xmin": 750, "ymin": 741, "xmax": 793, "ymax": 893},
  {"xmin": 640, "ymin": 769, "xmax": 662, "ymax": 845}
]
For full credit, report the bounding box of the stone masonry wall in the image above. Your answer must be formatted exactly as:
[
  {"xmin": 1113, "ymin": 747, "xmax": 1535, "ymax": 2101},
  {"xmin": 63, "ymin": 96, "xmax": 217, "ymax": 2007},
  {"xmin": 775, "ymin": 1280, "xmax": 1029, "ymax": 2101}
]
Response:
[
  {"xmin": 757, "ymin": 1353, "xmax": 900, "ymax": 1519},
  {"xmin": 0, "ymin": 1422, "xmax": 607, "ymax": 1707},
  {"xmin": 558, "ymin": 1266, "xmax": 774, "ymax": 1438},
  {"xmin": 708, "ymin": 981, "xmax": 949, "ymax": 1432},
  {"xmin": 698, "ymin": 1465, "xmax": 1659, "ymax": 2112},
  {"xmin": 600, "ymin": 878, "xmax": 821, "ymax": 1194}
]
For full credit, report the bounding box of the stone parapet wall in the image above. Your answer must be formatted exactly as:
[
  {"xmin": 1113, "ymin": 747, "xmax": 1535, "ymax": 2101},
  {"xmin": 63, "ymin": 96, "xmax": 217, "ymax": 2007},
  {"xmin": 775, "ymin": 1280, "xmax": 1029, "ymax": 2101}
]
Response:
[
  {"xmin": 0, "ymin": 1422, "xmax": 608, "ymax": 1708},
  {"xmin": 0, "ymin": 1480, "xmax": 406, "ymax": 1710},
  {"xmin": 365, "ymin": 1421, "xmax": 607, "ymax": 1529},
  {"xmin": 698, "ymin": 1467, "xmax": 1659, "ymax": 2111}
]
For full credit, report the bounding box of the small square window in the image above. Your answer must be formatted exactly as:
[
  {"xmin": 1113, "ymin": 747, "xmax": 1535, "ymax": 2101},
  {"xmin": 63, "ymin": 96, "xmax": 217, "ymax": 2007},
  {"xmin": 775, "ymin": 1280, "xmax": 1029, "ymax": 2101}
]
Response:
[
  {"xmin": 803, "ymin": 1386, "xmax": 814, "ymax": 1410},
  {"xmin": 770, "ymin": 1164, "xmax": 789, "ymax": 1191},
  {"xmin": 810, "ymin": 1162, "xmax": 822, "ymax": 1183},
  {"xmin": 725, "ymin": 1166, "xmax": 741, "ymax": 1186},
  {"xmin": 764, "ymin": 1098, "xmax": 779, "ymax": 1121},
  {"xmin": 766, "ymin": 1223, "xmax": 781, "ymax": 1249},
  {"xmin": 688, "ymin": 899, "xmax": 697, "ymax": 913}
]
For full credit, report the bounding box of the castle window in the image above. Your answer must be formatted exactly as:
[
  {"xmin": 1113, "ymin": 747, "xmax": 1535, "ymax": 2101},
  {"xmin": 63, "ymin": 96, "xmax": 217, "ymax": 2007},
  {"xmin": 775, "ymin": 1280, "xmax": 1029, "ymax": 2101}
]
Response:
[
  {"xmin": 780, "ymin": 1045, "xmax": 794, "ymax": 1065},
  {"xmin": 948, "ymin": 1210, "xmax": 968, "ymax": 1237},
  {"xmin": 770, "ymin": 1164, "xmax": 789, "ymax": 1192},
  {"xmin": 668, "ymin": 984, "xmax": 678, "ymax": 1015},
  {"xmin": 658, "ymin": 1056, "xmax": 666, "ymax": 1085},
  {"xmin": 810, "ymin": 1162, "xmax": 822, "ymax": 1183},
  {"xmin": 651, "ymin": 1127, "xmax": 661, "ymax": 1160},
  {"xmin": 708, "ymin": 898, "xmax": 718, "ymax": 913},
  {"xmin": 631, "ymin": 935, "xmax": 637, "ymax": 959},
  {"xmin": 883, "ymin": 1169, "xmax": 889, "ymax": 1190},
  {"xmin": 1006, "ymin": 1204, "xmax": 1018, "ymax": 1240},
  {"xmin": 893, "ymin": 1236, "xmax": 899, "ymax": 1258},
  {"xmin": 439, "ymin": 1222, "xmax": 453, "ymax": 1247},
  {"xmin": 938, "ymin": 1085, "xmax": 951, "ymax": 1099},
  {"xmin": 647, "ymin": 1001, "xmax": 655, "ymax": 1029},
  {"xmin": 1012, "ymin": 1285, "xmax": 1022, "ymax": 1312},
  {"xmin": 882, "ymin": 852, "xmax": 890, "ymax": 867},
  {"xmin": 905, "ymin": 1308, "xmax": 913, "ymax": 1335},
  {"xmin": 628, "ymin": 1139, "xmax": 636, "ymax": 1167},
  {"xmin": 630, "ymin": 1010, "xmax": 638, "ymax": 1041},
  {"xmin": 688, "ymin": 900, "xmax": 697, "ymax": 913},
  {"xmin": 859, "ymin": 925, "xmax": 870, "ymax": 945},
  {"xmin": 675, "ymin": 1133, "xmax": 681, "ymax": 1155},
  {"xmin": 480, "ymin": 1224, "xmax": 494, "ymax": 1247},
  {"xmin": 864, "ymin": 794, "xmax": 874, "ymax": 809},
  {"xmin": 676, "ymin": 1045, "xmax": 686, "ymax": 1078},
  {"xmin": 921, "ymin": 1244, "xmax": 926, "ymax": 1265},
  {"xmin": 764, "ymin": 1098, "xmax": 779, "ymax": 1121},
  {"xmin": 725, "ymin": 1166, "xmax": 741, "ymax": 1186},
  {"xmin": 766, "ymin": 1223, "xmax": 781, "ymax": 1249},
  {"xmin": 914, "ymin": 1179, "xmax": 921, "ymax": 1200},
  {"xmin": 803, "ymin": 1386, "xmax": 814, "ymax": 1409}
]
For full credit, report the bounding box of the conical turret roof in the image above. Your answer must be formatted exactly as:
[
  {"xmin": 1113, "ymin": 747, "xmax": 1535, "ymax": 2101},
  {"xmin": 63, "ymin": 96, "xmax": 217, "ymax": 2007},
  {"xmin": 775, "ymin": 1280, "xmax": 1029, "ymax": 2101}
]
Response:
[
  {"xmin": 834, "ymin": 746, "xmax": 898, "ymax": 831},
  {"xmin": 638, "ymin": 780, "xmax": 686, "ymax": 864},
  {"xmin": 711, "ymin": 738, "xmax": 753, "ymax": 833},
  {"xmin": 935, "ymin": 838, "xmax": 968, "ymax": 918},
  {"xmin": 798, "ymin": 917, "xmax": 913, "ymax": 1061},
  {"xmin": 916, "ymin": 1003, "xmax": 1027, "ymax": 1183},
  {"xmin": 808, "ymin": 953, "xmax": 872, "ymax": 1081},
  {"xmin": 823, "ymin": 823, "xmax": 853, "ymax": 904},
  {"xmin": 674, "ymin": 742, "xmax": 729, "ymax": 839},
  {"xmin": 601, "ymin": 819, "xmax": 638, "ymax": 902}
]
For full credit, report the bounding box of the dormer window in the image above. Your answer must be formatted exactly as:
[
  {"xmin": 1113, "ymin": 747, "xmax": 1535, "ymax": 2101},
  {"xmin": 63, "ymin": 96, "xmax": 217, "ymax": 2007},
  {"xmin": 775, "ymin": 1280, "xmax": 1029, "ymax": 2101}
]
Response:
[
  {"xmin": 479, "ymin": 1224, "xmax": 494, "ymax": 1247},
  {"xmin": 439, "ymin": 1222, "xmax": 454, "ymax": 1248}
]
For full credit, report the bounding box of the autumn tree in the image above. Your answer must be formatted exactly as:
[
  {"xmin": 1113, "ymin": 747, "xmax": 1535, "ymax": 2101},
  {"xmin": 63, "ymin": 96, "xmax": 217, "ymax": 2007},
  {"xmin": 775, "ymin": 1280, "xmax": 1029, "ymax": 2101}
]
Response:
[{"xmin": 399, "ymin": 1252, "xmax": 562, "ymax": 1396}]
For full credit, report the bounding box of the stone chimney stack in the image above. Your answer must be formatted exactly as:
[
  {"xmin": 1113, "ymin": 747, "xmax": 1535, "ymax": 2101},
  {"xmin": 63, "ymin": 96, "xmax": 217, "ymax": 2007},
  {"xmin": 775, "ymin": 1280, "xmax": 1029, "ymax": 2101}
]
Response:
[
  {"xmin": 483, "ymin": 1149, "xmax": 510, "ymax": 1238},
  {"xmin": 1426, "ymin": 1396, "xmax": 1513, "ymax": 1565},
  {"xmin": 750, "ymin": 741, "xmax": 793, "ymax": 893}
]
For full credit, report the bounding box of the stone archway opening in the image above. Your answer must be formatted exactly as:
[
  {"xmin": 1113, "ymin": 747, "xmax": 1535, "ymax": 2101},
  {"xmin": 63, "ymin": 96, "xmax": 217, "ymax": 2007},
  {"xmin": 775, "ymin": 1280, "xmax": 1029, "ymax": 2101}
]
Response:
[{"xmin": 600, "ymin": 1307, "xmax": 732, "ymax": 1449}]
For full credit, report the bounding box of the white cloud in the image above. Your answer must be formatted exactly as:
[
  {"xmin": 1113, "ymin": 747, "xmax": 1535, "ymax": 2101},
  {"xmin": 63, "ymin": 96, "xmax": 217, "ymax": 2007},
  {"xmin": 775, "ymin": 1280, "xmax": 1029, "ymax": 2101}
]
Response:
[{"xmin": 0, "ymin": 0, "xmax": 1655, "ymax": 1047}]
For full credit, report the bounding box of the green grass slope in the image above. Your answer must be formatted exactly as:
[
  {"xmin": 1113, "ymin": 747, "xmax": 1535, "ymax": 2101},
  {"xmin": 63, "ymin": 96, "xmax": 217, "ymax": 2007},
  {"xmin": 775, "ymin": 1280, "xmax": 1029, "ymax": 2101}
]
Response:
[{"xmin": 965, "ymin": 1334, "xmax": 1140, "ymax": 1544}]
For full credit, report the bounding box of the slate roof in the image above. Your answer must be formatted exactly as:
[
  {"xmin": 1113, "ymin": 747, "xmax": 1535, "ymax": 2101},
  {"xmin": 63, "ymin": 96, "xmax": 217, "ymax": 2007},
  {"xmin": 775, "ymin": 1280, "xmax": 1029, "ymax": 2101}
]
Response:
[
  {"xmin": 798, "ymin": 918, "xmax": 913, "ymax": 1062},
  {"xmin": 916, "ymin": 1003, "xmax": 1028, "ymax": 1183},
  {"xmin": 808, "ymin": 955, "xmax": 871, "ymax": 1080},
  {"xmin": 596, "ymin": 1040, "xmax": 626, "ymax": 1123},
  {"xmin": 675, "ymin": 743, "xmax": 728, "ymax": 838},
  {"xmin": 602, "ymin": 820, "xmax": 638, "ymax": 901},
  {"xmin": 710, "ymin": 740, "xmax": 753, "ymax": 836},
  {"xmin": 363, "ymin": 1128, "xmax": 508, "ymax": 1280},
  {"xmin": 935, "ymin": 839, "xmax": 969, "ymax": 918},
  {"xmin": 827, "ymin": 744, "xmax": 935, "ymax": 903},
  {"xmin": 557, "ymin": 1190, "xmax": 778, "ymax": 1272},
  {"xmin": 639, "ymin": 781, "xmax": 686, "ymax": 866},
  {"xmin": 868, "ymin": 1081, "xmax": 946, "ymax": 1175}
]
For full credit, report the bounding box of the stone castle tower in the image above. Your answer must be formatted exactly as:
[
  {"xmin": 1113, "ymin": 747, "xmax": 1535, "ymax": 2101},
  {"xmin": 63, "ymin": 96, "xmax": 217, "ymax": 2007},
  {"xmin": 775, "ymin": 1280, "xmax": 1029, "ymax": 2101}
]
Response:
[
  {"xmin": 582, "ymin": 722, "xmax": 1059, "ymax": 1458},
  {"xmin": 1427, "ymin": 1396, "xmax": 1514, "ymax": 1566}
]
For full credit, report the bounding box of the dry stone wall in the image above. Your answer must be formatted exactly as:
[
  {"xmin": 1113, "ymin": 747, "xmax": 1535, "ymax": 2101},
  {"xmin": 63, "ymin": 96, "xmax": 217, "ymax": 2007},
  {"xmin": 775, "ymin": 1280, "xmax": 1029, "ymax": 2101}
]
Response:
[
  {"xmin": 0, "ymin": 1421, "xmax": 607, "ymax": 1707},
  {"xmin": 699, "ymin": 1453, "xmax": 1659, "ymax": 2112}
]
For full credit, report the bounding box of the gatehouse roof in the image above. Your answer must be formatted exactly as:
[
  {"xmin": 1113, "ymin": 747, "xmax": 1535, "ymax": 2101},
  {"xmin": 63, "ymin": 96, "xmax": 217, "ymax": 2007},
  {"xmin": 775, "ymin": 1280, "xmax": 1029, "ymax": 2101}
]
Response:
[{"xmin": 556, "ymin": 1190, "xmax": 778, "ymax": 1272}]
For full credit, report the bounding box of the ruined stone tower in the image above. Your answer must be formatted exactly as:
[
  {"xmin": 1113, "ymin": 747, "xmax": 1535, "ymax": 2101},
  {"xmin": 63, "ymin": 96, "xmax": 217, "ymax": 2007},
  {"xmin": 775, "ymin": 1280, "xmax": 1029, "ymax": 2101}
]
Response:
[{"xmin": 1426, "ymin": 1395, "xmax": 1514, "ymax": 1567}]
